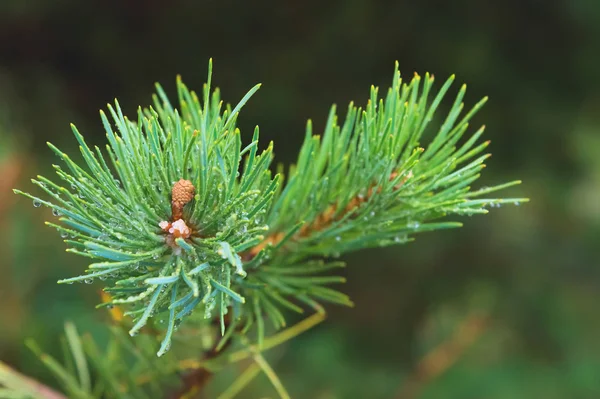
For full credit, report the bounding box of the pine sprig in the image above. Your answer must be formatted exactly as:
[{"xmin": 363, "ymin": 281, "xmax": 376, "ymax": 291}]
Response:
[
  {"xmin": 237, "ymin": 66, "xmax": 526, "ymax": 344},
  {"xmin": 263, "ymin": 68, "xmax": 523, "ymax": 255},
  {"xmin": 15, "ymin": 60, "xmax": 526, "ymax": 358},
  {"xmin": 15, "ymin": 59, "xmax": 279, "ymax": 355}
]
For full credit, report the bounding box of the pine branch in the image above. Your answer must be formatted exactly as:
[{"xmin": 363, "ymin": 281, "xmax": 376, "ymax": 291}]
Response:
[
  {"xmin": 395, "ymin": 312, "xmax": 488, "ymax": 398},
  {"xmin": 243, "ymin": 170, "xmax": 413, "ymax": 259},
  {"xmin": 14, "ymin": 59, "xmax": 526, "ymax": 398}
]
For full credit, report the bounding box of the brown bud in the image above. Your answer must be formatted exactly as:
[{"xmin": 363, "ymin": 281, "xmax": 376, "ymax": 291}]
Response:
[
  {"xmin": 172, "ymin": 179, "xmax": 195, "ymax": 206},
  {"xmin": 171, "ymin": 179, "xmax": 195, "ymax": 221}
]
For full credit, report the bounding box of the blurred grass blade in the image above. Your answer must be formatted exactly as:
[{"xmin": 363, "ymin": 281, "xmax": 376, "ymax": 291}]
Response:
[
  {"xmin": 26, "ymin": 340, "xmax": 91, "ymax": 398},
  {"xmin": 0, "ymin": 361, "xmax": 67, "ymax": 399},
  {"xmin": 64, "ymin": 322, "xmax": 91, "ymax": 393}
]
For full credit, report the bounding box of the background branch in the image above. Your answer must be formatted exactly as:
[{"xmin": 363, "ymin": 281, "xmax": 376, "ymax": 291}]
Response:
[{"xmin": 395, "ymin": 313, "xmax": 489, "ymax": 399}]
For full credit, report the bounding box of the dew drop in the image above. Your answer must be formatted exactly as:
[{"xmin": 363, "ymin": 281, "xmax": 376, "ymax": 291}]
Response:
[
  {"xmin": 52, "ymin": 208, "xmax": 61, "ymax": 217},
  {"xmin": 33, "ymin": 199, "xmax": 42, "ymax": 208},
  {"xmin": 60, "ymin": 231, "xmax": 69, "ymax": 238},
  {"xmin": 394, "ymin": 235, "xmax": 408, "ymax": 243},
  {"xmin": 84, "ymin": 278, "xmax": 93, "ymax": 284}
]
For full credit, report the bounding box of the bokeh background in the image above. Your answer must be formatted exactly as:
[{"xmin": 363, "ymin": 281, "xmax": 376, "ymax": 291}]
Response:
[{"xmin": 1, "ymin": 1, "xmax": 599, "ymax": 398}]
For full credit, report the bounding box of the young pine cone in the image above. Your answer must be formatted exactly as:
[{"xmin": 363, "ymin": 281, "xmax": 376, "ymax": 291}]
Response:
[{"xmin": 171, "ymin": 179, "xmax": 195, "ymax": 220}]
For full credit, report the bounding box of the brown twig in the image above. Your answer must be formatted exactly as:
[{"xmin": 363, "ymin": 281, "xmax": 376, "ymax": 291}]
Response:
[
  {"xmin": 395, "ymin": 313, "xmax": 489, "ymax": 399},
  {"xmin": 243, "ymin": 170, "xmax": 412, "ymax": 260},
  {"xmin": 168, "ymin": 315, "xmax": 234, "ymax": 399},
  {"xmin": 168, "ymin": 366, "xmax": 213, "ymax": 399}
]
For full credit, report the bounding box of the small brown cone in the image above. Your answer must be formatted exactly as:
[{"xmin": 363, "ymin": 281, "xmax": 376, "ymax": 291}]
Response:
[{"xmin": 171, "ymin": 179, "xmax": 195, "ymax": 220}]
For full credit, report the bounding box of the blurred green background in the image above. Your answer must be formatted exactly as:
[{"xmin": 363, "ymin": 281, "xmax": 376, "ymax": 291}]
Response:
[{"xmin": 1, "ymin": 1, "xmax": 599, "ymax": 398}]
